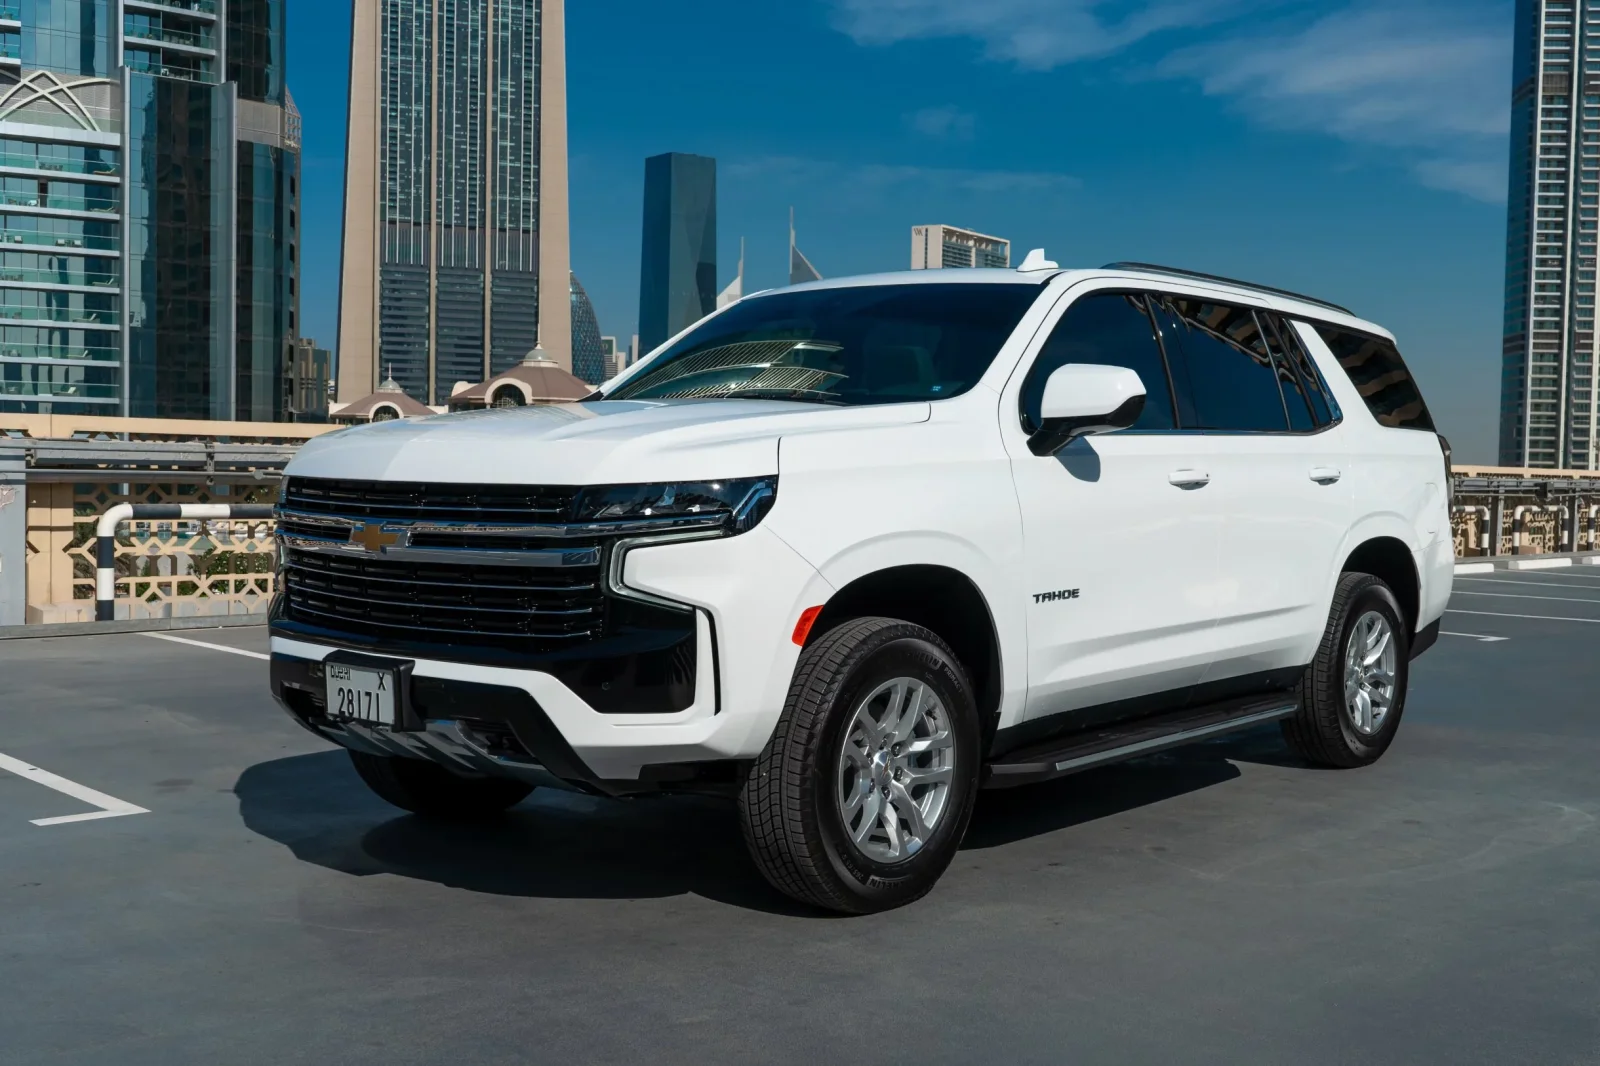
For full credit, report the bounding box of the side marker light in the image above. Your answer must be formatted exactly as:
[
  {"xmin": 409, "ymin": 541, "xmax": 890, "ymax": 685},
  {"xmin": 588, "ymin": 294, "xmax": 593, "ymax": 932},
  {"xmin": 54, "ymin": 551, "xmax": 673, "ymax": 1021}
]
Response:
[{"xmin": 792, "ymin": 605, "xmax": 825, "ymax": 646}]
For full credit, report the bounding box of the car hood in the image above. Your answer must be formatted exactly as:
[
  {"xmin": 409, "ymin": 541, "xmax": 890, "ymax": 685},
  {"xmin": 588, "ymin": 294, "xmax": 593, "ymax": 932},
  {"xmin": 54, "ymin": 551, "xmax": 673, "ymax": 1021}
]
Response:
[{"xmin": 288, "ymin": 399, "xmax": 931, "ymax": 484}]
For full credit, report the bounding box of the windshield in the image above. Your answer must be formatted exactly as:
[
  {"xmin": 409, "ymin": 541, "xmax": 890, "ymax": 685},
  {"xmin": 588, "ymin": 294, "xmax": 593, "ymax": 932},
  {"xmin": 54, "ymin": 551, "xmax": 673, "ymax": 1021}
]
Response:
[{"xmin": 606, "ymin": 282, "xmax": 1041, "ymax": 405}]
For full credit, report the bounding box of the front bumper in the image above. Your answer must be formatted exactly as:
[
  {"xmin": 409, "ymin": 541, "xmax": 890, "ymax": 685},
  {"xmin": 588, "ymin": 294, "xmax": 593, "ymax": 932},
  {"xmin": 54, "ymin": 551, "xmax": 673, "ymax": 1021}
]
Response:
[
  {"xmin": 271, "ymin": 649, "xmax": 741, "ymax": 795},
  {"xmin": 269, "ymin": 525, "xmax": 835, "ymax": 794}
]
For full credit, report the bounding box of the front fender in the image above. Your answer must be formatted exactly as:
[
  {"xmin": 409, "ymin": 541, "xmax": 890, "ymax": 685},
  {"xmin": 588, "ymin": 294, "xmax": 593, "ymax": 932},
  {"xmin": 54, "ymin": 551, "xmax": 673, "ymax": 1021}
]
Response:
[{"xmin": 783, "ymin": 529, "xmax": 1030, "ymax": 733}]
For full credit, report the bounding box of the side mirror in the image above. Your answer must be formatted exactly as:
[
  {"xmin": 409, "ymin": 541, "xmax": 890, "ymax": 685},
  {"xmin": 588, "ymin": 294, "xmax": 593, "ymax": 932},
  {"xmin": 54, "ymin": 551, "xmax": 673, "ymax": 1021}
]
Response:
[{"xmin": 1027, "ymin": 363, "xmax": 1147, "ymax": 457}]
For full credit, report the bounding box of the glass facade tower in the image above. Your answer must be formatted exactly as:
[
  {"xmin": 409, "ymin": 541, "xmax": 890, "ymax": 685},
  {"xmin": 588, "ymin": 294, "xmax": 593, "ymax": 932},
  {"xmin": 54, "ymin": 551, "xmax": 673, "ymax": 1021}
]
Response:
[
  {"xmin": 337, "ymin": 0, "xmax": 570, "ymax": 404},
  {"xmin": 569, "ymin": 270, "xmax": 602, "ymax": 385},
  {"xmin": 1502, "ymin": 0, "xmax": 1600, "ymax": 468},
  {"xmin": 0, "ymin": 0, "xmax": 300, "ymax": 419},
  {"xmin": 637, "ymin": 151, "xmax": 715, "ymax": 355}
]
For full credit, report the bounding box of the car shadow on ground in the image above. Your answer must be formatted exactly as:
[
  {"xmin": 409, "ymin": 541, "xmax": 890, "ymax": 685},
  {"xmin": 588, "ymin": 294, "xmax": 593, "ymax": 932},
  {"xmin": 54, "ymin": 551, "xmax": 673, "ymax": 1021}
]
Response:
[{"xmin": 235, "ymin": 728, "xmax": 1287, "ymax": 913}]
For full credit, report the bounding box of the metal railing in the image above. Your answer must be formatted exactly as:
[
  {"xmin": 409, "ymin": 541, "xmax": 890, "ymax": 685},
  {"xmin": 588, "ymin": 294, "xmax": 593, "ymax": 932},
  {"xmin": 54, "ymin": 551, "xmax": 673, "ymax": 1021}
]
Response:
[
  {"xmin": 0, "ymin": 155, "xmax": 120, "ymax": 178},
  {"xmin": 0, "ymin": 268, "xmax": 119, "ymax": 288},
  {"xmin": 124, "ymin": 25, "xmax": 215, "ymax": 49},
  {"xmin": 94, "ymin": 503, "xmax": 274, "ymax": 620},
  {"xmin": 0, "ymin": 233, "xmax": 118, "ymax": 251},
  {"xmin": 0, "ymin": 194, "xmax": 119, "ymax": 213},
  {"xmin": 3, "ymin": 431, "xmax": 1600, "ymax": 628}
]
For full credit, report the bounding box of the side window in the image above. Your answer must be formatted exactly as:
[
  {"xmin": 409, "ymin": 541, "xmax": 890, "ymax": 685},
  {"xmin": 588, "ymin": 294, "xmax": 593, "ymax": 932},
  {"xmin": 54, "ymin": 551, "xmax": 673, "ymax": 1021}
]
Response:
[
  {"xmin": 1260, "ymin": 313, "xmax": 1316, "ymax": 431},
  {"xmin": 1268, "ymin": 316, "xmax": 1339, "ymax": 427},
  {"xmin": 1154, "ymin": 296, "xmax": 1289, "ymax": 432},
  {"xmin": 1310, "ymin": 324, "xmax": 1435, "ymax": 431},
  {"xmin": 1021, "ymin": 291, "xmax": 1177, "ymax": 433}
]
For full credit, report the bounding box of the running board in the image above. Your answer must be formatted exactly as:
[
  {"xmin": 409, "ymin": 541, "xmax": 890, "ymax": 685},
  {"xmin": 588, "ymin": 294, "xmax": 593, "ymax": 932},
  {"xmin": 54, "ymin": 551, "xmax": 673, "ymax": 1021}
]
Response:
[{"xmin": 984, "ymin": 694, "xmax": 1300, "ymax": 788}]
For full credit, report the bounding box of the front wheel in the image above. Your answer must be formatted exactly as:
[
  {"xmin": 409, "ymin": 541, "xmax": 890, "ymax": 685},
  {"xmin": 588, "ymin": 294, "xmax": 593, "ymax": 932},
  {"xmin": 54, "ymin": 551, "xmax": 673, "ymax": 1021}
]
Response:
[
  {"xmin": 1282, "ymin": 572, "xmax": 1411, "ymax": 768},
  {"xmin": 739, "ymin": 616, "xmax": 981, "ymax": 914},
  {"xmin": 349, "ymin": 750, "xmax": 534, "ymax": 818}
]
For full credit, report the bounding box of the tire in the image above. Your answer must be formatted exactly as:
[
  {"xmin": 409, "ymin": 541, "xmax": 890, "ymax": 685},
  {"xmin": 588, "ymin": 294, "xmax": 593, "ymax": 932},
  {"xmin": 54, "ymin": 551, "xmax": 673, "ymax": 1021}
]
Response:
[
  {"xmin": 739, "ymin": 616, "xmax": 982, "ymax": 914},
  {"xmin": 1281, "ymin": 572, "xmax": 1411, "ymax": 769},
  {"xmin": 348, "ymin": 749, "xmax": 534, "ymax": 819}
]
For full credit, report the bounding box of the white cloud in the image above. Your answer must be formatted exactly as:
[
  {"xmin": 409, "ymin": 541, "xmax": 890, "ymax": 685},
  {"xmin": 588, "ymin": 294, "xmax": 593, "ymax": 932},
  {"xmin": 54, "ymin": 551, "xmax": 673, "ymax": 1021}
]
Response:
[
  {"xmin": 834, "ymin": 0, "xmax": 1256, "ymax": 68},
  {"xmin": 726, "ymin": 155, "xmax": 1079, "ymax": 196},
  {"xmin": 907, "ymin": 105, "xmax": 976, "ymax": 140},
  {"xmin": 831, "ymin": 0, "xmax": 1513, "ymax": 201},
  {"xmin": 1412, "ymin": 159, "xmax": 1507, "ymax": 203}
]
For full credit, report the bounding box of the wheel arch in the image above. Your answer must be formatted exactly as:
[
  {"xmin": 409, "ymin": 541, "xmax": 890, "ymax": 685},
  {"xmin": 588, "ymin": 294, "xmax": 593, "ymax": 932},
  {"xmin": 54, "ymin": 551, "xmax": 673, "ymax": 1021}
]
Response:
[
  {"xmin": 1342, "ymin": 536, "xmax": 1421, "ymax": 635},
  {"xmin": 806, "ymin": 564, "xmax": 1004, "ymax": 747}
]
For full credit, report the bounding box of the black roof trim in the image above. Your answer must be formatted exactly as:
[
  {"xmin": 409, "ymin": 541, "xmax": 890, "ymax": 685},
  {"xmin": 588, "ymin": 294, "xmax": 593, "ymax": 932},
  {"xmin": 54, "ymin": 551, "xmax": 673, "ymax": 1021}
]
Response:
[{"xmin": 1101, "ymin": 262, "xmax": 1354, "ymax": 316}]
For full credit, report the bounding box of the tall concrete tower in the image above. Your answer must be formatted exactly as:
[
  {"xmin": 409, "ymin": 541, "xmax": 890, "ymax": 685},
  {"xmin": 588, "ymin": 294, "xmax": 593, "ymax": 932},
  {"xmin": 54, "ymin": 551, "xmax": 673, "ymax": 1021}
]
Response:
[
  {"xmin": 337, "ymin": 0, "xmax": 571, "ymax": 404},
  {"xmin": 1502, "ymin": 0, "xmax": 1600, "ymax": 468}
]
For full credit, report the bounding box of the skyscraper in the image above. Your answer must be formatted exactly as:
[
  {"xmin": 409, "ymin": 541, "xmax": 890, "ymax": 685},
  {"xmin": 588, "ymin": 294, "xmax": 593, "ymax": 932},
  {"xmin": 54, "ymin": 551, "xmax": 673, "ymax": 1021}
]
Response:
[
  {"xmin": 1501, "ymin": 0, "xmax": 1600, "ymax": 468},
  {"xmin": 337, "ymin": 0, "xmax": 571, "ymax": 405},
  {"xmin": 912, "ymin": 225, "xmax": 1010, "ymax": 270},
  {"xmin": 0, "ymin": 0, "xmax": 300, "ymax": 420},
  {"xmin": 638, "ymin": 152, "xmax": 714, "ymax": 354},
  {"xmin": 569, "ymin": 271, "xmax": 603, "ymax": 385}
]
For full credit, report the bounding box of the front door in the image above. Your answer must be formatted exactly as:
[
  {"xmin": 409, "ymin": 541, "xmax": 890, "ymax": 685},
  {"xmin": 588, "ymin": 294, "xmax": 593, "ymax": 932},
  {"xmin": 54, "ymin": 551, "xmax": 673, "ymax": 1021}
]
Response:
[{"xmin": 1004, "ymin": 288, "xmax": 1224, "ymax": 728}]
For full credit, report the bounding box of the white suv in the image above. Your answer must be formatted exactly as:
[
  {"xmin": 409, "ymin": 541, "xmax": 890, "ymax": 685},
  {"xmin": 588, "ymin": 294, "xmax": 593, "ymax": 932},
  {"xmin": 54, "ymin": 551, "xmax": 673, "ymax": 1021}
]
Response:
[{"xmin": 269, "ymin": 261, "xmax": 1453, "ymax": 913}]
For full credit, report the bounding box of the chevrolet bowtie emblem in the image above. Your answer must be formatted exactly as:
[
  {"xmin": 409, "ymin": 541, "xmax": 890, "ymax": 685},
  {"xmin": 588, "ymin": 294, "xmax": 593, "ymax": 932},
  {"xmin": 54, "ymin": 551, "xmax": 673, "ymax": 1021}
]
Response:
[{"xmin": 349, "ymin": 522, "xmax": 404, "ymax": 553}]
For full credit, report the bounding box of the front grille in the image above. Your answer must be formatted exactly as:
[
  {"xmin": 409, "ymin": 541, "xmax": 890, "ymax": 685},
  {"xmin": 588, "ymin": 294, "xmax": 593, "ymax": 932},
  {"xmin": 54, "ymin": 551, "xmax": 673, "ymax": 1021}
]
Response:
[
  {"xmin": 281, "ymin": 548, "xmax": 603, "ymax": 648},
  {"xmin": 284, "ymin": 477, "xmax": 579, "ymax": 523}
]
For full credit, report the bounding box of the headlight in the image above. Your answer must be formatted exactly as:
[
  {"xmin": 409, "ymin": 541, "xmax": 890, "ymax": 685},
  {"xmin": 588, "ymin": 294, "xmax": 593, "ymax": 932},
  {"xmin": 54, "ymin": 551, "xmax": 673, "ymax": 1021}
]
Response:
[{"xmin": 572, "ymin": 477, "xmax": 777, "ymax": 534}]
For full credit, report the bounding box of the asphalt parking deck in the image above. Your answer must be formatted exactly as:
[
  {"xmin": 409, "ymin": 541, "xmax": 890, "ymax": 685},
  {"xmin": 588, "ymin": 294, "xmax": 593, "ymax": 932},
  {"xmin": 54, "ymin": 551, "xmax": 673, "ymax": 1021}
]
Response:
[{"xmin": 2, "ymin": 591, "xmax": 1599, "ymax": 1065}]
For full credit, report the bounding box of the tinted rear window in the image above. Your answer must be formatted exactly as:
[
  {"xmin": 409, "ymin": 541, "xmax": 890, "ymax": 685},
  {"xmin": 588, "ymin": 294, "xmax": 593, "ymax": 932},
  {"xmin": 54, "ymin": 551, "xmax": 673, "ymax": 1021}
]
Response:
[
  {"xmin": 607, "ymin": 283, "xmax": 1041, "ymax": 406},
  {"xmin": 1311, "ymin": 324, "xmax": 1435, "ymax": 431}
]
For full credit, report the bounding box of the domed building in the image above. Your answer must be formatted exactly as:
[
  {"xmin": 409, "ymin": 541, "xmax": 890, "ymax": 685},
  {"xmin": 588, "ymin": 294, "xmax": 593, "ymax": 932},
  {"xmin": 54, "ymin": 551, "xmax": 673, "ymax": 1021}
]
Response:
[
  {"xmin": 446, "ymin": 344, "xmax": 595, "ymax": 411},
  {"xmin": 328, "ymin": 372, "xmax": 437, "ymax": 424}
]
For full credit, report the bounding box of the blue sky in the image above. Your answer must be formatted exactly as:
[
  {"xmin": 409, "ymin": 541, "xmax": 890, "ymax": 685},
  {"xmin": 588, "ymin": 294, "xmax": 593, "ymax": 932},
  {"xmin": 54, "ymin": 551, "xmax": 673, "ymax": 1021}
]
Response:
[{"xmin": 292, "ymin": 0, "xmax": 1513, "ymax": 460}]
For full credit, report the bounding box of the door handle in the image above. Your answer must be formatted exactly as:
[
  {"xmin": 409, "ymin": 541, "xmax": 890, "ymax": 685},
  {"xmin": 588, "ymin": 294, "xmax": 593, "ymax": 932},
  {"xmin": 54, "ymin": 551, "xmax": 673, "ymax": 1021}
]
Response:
[
  {"xmin": 1168, "ymin": 469, "xmax": 1211, "ymax": 488},
  {"xmin": 1309, "ymin": 467, "xmax": 1343, "ymax": 484}
]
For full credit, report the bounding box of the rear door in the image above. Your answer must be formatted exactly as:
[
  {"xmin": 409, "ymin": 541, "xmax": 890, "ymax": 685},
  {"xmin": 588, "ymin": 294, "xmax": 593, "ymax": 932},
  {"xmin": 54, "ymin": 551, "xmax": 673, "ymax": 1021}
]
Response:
[{"xmin": 1150, "ymin": 294, "xmax": 1353, "ymax": 689}]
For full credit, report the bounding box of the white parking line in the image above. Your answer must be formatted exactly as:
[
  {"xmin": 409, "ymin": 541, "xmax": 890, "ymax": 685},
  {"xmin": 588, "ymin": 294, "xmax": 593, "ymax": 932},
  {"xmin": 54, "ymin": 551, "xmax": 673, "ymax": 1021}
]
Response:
[
  {"xmin": 1455, "ymin": 576, "xmax": 1600, "ymax": 590},
  {"xmin": 1441, "ymin": 631, "xmax": 1510, "ymax": 643},
  {"xmin": 1447, "ymin": 608, "xmax": 1600, "ymax": 624},
  {"xmin": 141, "ymin": 632, "xmax": 269, "ymax": 661},
  {"xmin": 1453, "ymin": 590, "xmax": 1600, "ymax": 605},
  {"xmin": 0, "ymin": 751, "xmax": 149, "ymax": 827},
  {"xmin": 1459, "ymin": 569, "xmax": 1600, "ymax": 583}
]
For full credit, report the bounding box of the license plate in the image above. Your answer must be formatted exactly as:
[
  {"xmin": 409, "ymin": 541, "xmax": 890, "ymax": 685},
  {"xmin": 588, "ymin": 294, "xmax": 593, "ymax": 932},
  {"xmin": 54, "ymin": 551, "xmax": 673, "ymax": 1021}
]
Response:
[{"xmin": 325, "ymin": 662, "xmax": 398, "ymax": 726}]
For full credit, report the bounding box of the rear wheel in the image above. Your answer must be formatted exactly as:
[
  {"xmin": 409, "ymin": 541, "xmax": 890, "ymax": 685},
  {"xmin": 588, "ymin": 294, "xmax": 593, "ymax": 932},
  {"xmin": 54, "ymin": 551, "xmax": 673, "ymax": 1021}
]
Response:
[
  {"xmin": 739, "ymin": 616, "xmax": 981, "ymax": 914},
  {"xmin": 348, "ymin": 750, "xmax": 534, "ymax": 818},
  {"xmin": 1282, "ymin": 572, "xmax": 1410, "ymax": 768}
]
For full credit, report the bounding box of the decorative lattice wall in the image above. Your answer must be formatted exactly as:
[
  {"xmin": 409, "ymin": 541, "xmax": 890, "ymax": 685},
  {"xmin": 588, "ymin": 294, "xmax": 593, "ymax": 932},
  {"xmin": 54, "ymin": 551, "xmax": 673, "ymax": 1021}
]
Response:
[{"xmin": 26, "ymin": 480, "xmax": 277, "ymax": 623}]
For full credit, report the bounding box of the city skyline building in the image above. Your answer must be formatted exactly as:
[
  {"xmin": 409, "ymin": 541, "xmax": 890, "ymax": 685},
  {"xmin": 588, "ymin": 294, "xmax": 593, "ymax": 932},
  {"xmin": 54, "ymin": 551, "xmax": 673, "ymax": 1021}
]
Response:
[
  {"xmin": 337, "ymin": 0, "xmax": 571, "ymax": 406},
  {"xmin": 570, "ymin": 271, "xmax": 603, "ymax": 385},
  {"xmin": 1501, "ymin": 0, "xmax": 1600, "ymax": 468},
  {"xmin": 912, "ymin": 225, "xmax": 1011, "ymax": 270},
  {"xmin": 0, "ymin": 0, "xmax": 301, "ymax": 420},
  {"xmin": 637, "ymin": 151, "xmax": 714, "ymax": 354}
]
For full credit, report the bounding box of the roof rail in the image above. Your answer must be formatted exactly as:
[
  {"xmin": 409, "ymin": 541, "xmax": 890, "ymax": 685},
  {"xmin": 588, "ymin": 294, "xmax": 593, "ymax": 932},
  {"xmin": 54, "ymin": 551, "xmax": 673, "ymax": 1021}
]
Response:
[{"xmin": 1100, "ymin": 262, "xmax": 1353, "ymax": 316}]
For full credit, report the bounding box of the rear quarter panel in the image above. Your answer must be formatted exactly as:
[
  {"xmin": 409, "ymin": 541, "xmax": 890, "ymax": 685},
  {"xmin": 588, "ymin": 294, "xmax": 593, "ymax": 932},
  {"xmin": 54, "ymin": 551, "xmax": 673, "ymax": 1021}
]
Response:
[{"xmin": 1293, "ymin": 321, "xmax": 1453, "ymax": 632}]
